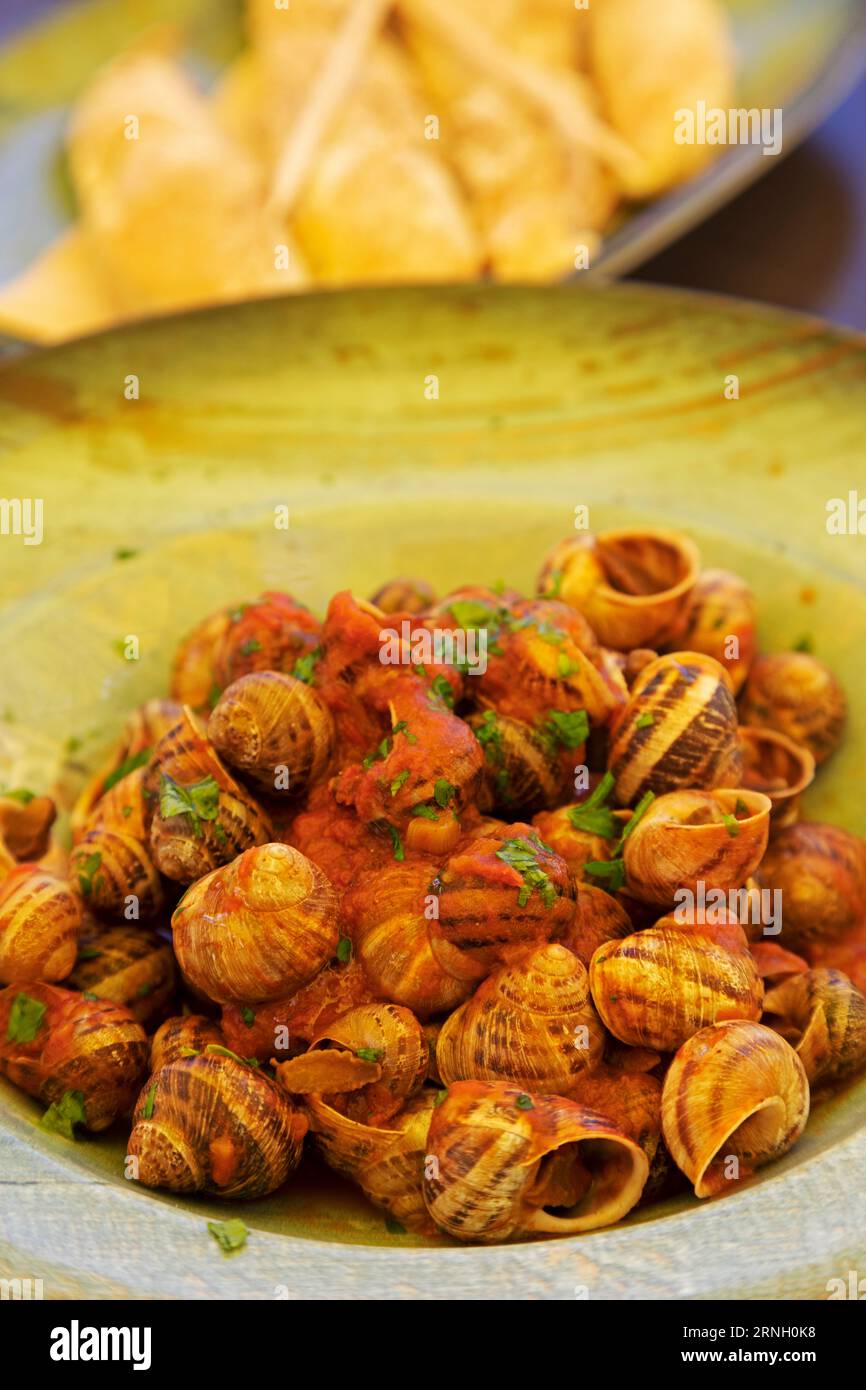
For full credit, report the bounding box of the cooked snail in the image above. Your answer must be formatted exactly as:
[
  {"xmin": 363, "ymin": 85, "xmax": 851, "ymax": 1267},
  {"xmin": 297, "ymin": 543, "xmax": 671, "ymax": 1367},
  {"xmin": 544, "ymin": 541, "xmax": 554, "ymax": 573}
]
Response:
[
  {"xmin": 661, "ymin": 1021, "xmax": 809, "ymax": 1198},
  {"xmin": 127, "ymin": 1050, "xmax": 307, "ymax": 1197},
  {"xmin": 756, "ymin": 822, "xmax": 866, "ymax": 950},
  {"xmin": 675, "ymin": 568, "xmax": 757, "ymax": 694},
  {"xmin": 740, "ymin": 651, "xmax": 847, "ymax": 765},
  {"xmin": 211, "ymin": 591, "xmax": 321, "ymax": 690},
  {"xmin": 220, "ymin": 957, "xmax": 375, "ymax": 1061},
  {"xmin": 559, "ymin": 881, "xmax": 632, "ymax": 967},
  {"xmin": 423, "ymin": 1080, "xmax": 649, "ymax": 1241},
  {"xmin": 607, "ymin": 651, "xmax": 743, "ymax": 806},
  {"xmin": 589, "ymin": 922, "xmax": 763, "ymax": 1052},
  {"xmin": 150, "ymin": 1013, "xmax": 224, "ymax": 1071},
  {"xmin": 71, "ymin": 699, "xmax": 180, "ymax": 838},
  {"xmin": 171, "ymin": 841, "xmax": 340, "ymax": 1004},
  {"xmin": 0, "ymin": 983, "xmax": 148, "ymax": 1130},
  {"xmin": 763, "ymin": 968, "xmax": 866, "ymax": 1088},
  {"xmin": 0, "ymin": 793, "xmax": 56, "ymax": 864},
  {"xmin": 622, "ymin": 788, "xmax": 771, "ymax": 906},
  {"xmin": 739, "ymin": 725, "xmax": 815, "ymax": 829},
  {"xmin": 69, "ymin": 827, "xmax": 164, "ymax": 921},
  {"xmin": 147, "ymin": 707, "xmax": 272, "ymax": 882},
  {"xmin": 538, "ymin": 528, "xmax": 699, "ymax": 651},
  {"xmin": 208, "ymin": 671, "xmax": 335, "ymax": 797},
  {"xmin": 436, "ymin": 944, "xmax": 604, "ymax": 1092},
  {"xmin": 0, "ymin": 865, "xmax": 81, "ymax": 984},
  {"xmin": 468, "ymin": 709, "xmax": 566, "ymax": 814},
  {"xmin": 170, "ymin": 607, "xmax": 232, "ymax": 711},
  {"xmin": 369, "ymin": 577, "xmax": 436, "ymax": 615},
  {"xmin": 68, "ymin": 923, "xmax": 177, "ymax": 1028}
]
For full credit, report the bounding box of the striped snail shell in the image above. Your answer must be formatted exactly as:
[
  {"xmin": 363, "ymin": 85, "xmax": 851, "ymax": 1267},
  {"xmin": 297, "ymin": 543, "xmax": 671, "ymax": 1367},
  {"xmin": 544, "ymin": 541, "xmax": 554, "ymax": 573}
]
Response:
[
  {"xmin": 0, "ymin": 865, "xmax": 81, "ymax": 984},
  {"xmin": 128, "ymin": 1051, "xmax": 307, "ymax": 1198},
  {"xmin": 69, "ymin": 827, "xmax": 164, "ymax": 921},
  {"xmin": 531, "ymin": 803, "xmax": 619, "ymax": 884},
  {"xmin": 740, "ymin": 651, "xmax": 847, "ymax": 765},
  {"xmin": 423, "ymin": 1080, "xmax": 649, "ymax": 1242},
  {"xmin": 675, "ymin": 568, "xmax": 757, "ymax": 694},
  {"xmin": 589, "ymin": 923, "xmax": 763, "ymax": 1052},
  {"xmin": 468, "ymin": 710, "xmax": 567, "ymax": 815},
  {"xmin": 172, "ymin": 842, "xmax": 340, "ymax": 1005},
  {"xmin": 436, "ymin": 944, "xmax": 604, "ymax": 1093},
  {"xmin": 221, "ymin": 957, "xmax": 376, "ymax": 1061},
  {"xmin": 78, "ymin": 765, "xmax": 153, "ymax": 843},
  {"xmin": 565, "ymin": 1064, "xmax": 672, "ymax": 1204},
  {"xmin": 621, "ymin": 788, "xmax": 771, "ymax": 906},
  {"xmin": 537, "ymin": 527, "xmax": 699, "ymax": 651},
  {"xmin": 348, "ymin": 860, "xmax": 482, "ymax": 1020},
  {"xmin": 273, "ymin": 1001, "xmax": 428, "ymax": 1127},
  {"xmin": 147, "ymin": 706, "xmax": 273, "ymax": 883},
  {"xmin": 559, "ymin": 881, "xmax": 632, "ymax": 967},
  {"xmin": 763, "ymin": 968, "xmax": 866, "ymax": 1088},
  {"xmin": 756, "ymin": 822, "xmax": 866, "ymax": 950},
  {"xmin": 208, "ymin": 671, "xmax": 335, "ymax": 797},
  {"xmin": 211, "ymin": 591, "xmax": 321, "ymax": 689},
  {"xmin": 369, "ymin": 577, "xmax": 436, "ymax": 615},
  {"xmin": 739, "ymin": 725, "xmax": 815, "ymax": 829},
  {"xmin": 0, "ymin": 983, "xmax": 148, "ymax": 1130},
  {"xmin": 150, "ymin": 1014, "xmax": 224, "ymax": 1071},
  {"xmin": 68, "ymin": 923, "xmax": 177, "ymax": 1028},
  {"xmin": 71, "ymin": 698, "xmax": 181, "ymax": 837},
  {"xmin": 661, "ymin": 1021, "xmax": 809, "ymax": 1198},
  {"xmin": 170, "ymin": 607, "xmax": 233, "ymax": 711},
  {"xmin": 607, "ymin": 651, "xmax": 743, "ymax": 806}
]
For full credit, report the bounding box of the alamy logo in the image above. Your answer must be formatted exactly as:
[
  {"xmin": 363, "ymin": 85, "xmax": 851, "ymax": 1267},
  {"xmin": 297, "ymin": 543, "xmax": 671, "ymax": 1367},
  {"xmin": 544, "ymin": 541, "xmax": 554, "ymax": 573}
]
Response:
[
  {"xmin": 0, "ymin": 1277, "xmax": 44, "ymax": 1299},
  {"xmin": 0, "ymin": 497, "xmax": 43, "ymax": 545},
  {"xmin": 49, "ymin": 1321, "xmax": 152, "ymax": 1371},
  {"xmin": 674, "ymin": 102, "xmax": 783, "ymax": 157},
  {"xmin": 379, "ymin": 620, "xmax": 488, "ymax": 675}
]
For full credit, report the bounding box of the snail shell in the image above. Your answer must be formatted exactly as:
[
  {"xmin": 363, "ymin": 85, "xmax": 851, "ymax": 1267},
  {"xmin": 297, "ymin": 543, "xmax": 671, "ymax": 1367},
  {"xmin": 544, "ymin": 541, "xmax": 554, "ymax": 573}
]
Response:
[
  {"xmin": 172, "ymin": 842, "xmax": 340, "ymax": 1004},
  {"xmin": 150, "ymin": 1014, "xmax": 224, "ymax": 1071},
  {"xmin": 622, "ymin": 788, "xmax": 771, "ymax": 906},
  {"xmin": 675, "ymin": 568, "xmax": 757, "ymax": 695},
  {"xmin": 468, "ymin": 710, "xmax": 566, "ymax": 815},
  {"xmin": 763, "ymin": 968, "xmax": 866, "ymax": 1088},
  {"xmin": 0, "ymin": 794, "xmax": 56, "ymax": 863},
  {"xmin": 538, "ymin": 528, "xmax": 699, "ymax": 651},
  {"xmin": 170, "ymin": 607, "xmax": 232, "ymax": 711},
  {"xmin": 423, "ymin": 1080, "xmax": 649, "ymax": 1241},
  {"xmin": 128, "ymin": 1052, "xmax": 307, "ymax": 1197},
  {"xmin": 71, "ymin": 699, "xmax": 181, "ymax": 837},
  {"xmin": 661, "ymin": 1020, "xmax": 809, "ymax": 1197},
  {"xmin": 275, "ymin": 1001, "xmax": 428, "ymax": 1127},
  {"xmin": 80, "ymin": 765, "xmax": 153, "ymax": 843},
  {"xmin": 221, "ymin": 957, "xmax": 376, "ymax": 1061},
  {"xmin": 565, "ymin": 1065, "xmax": 672, "ymax": 1203},
  {"xmin": 68, "ymin": 923, "xmax": 177, "ymax": 1028},
  {"xmin": 559, "ymin": 881, "xmax": 632, "ymax": 967},
  {"xmin": 212, "ymin": 591, "xmax": 321, "ymax": 689},
  {"xmin": 208, "ymin": 671, "xmax": 335, "ymax": 797},
  {"xmin": 348, "ymin": 860, "xmax": 480, "ymax": 1020},
  {"xmin": 69, "ymin": 827, "xmax": 164, "ymax": 920},
  {"xmin": 369, "ymin": 577, "xmax": 436, "ymax": 615},
  {"xmin": 0, "ymin": 983, "xmax": 148, "ymax": 1130},
  {"xmin": 740, "ymin": 651, "xmax": 847, "ymax": 765},
  {"xmin": 0, "ymin": 866, "xmax": 81, "ymax": 984},
  {"xmin": 756, "ymin": 822, "xmax": 866, "ymax": 950},
  {"xmin": 147, "ymin": 707, "xmax": 273, "ymax": 883},
  {"xmin": 589, "ymin": 924, "xmax": 763, "ymax": 1052},
  {"xmin": 739, "ymin": 726, "xmax": 815, "ymax": 830},
  {"xmin": 532, "ymin": 803, "xmax": 616, "ymax": 884},
  {"xmin": 436, "ymin": 944, "xmax": 605, "ymax": 1093},
  {"xmin": 608, "ymin": 651, "xmax": 743, "ymax": 806}
]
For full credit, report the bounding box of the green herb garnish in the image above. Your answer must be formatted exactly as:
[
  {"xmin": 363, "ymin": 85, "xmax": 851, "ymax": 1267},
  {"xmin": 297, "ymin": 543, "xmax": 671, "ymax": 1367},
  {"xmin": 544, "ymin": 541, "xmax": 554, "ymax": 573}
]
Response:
[
  {"xmin": 76, "ymin": 851, "xmax": 102, "ymax": 898},
  {"xmin": 384, "ymin": 1216, "xmax": 406, "ymax": 1235},
  {"xmin": 430, "ymin": 674, "xmax": 455, "ymax": 708},
  {"xmin": 411, "ymin": 804, "xmax": 439, "ymax": 820},
  {"xmin": 7, "ymin": 993, "xmax": 47, "ymax": 1043},
  {"xmin": 792, "ymin": 635, "xmax": 814, "ymax": 654},
  {"xmin": 542, "ymin": 708, "xmax": 589, "ymax": 751},
  {"xmin": 205, "ymin": 1044, "xmax": 259, "ymax": 1068},
  {"xmin": 568, "ymin": 772, "xmax": 618, "ymax": 840},
  {"xmin": 239, "ymin": 638, "xmax": 262, "ymax": 656},
  {"xmin": 584, "ymin": 858, "xmax": 626, "ymax": 893},
  {"xmin": 722, "ymin": 813, "xmax": 740, "ymax": 838},
  {"xmin": 208, "ymin": 1218, "xmax": 248, "ymax": 1255},
  {"xmin": 635, "ymin": 712, "xmax": 654, "ymax": 730},
  {"xmin": 495, "ymin": 836, "xmax": 557, "ymax": 909},
  {"xmin": 515, "ymin": 1093, "xmax": 534, "ymax": 1111},
  {"xmin": 390, "ymin": 770, "xmax": 410, "ymax": 797},
  {"xmin": 292, "ymin": 646, "xmax": 322, "ymax": 685},
  {"xmin": 40, "ymin": 1090, "xmax": 86, "ymax": 1140},
  {"xmin": 159, "ymin": 773, "xmax": 221, "ymax": 839},
  {"xmin": 619, "ymin": 791, "xmax": 655, "ymax": 845},
  {"xmin": 3, "ymin": 788, "xmax": 34, "ymax": 804},
  {"xmin": 102, "ymin": 746, "xmax": 151, "ymax": 793},
  {"xmin": 434, "ymin": 779, "xmax": 456, "ymax": 809},
  {"xmin": 336, "ymin": 936, "xmax": 352, "ymax": 963},
  {"xmin": 356, "ymin": 1048, "xmax": 382, "ymax": 1063},
  {"xmin": 734, "ymin": 797, "xmax": 748, "ymax": 816},
  {"xmin": 241, "ymin": 1006, "xmax": 255, "ymax": 1028}
]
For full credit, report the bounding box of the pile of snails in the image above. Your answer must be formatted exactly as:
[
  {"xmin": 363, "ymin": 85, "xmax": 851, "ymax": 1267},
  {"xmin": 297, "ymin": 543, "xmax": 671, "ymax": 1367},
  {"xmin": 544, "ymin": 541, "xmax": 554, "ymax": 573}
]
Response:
[{"xmin": 2, "ymin": 525, "xmax": 865, "ymax": 1244}]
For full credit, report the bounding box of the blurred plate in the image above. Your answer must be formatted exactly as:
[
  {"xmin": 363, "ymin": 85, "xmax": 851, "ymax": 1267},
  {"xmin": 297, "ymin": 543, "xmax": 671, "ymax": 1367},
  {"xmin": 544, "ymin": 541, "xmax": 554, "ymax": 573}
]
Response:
[
  {"xmin": 0, "ymin": 0, "xmax": 865, "ymax": 332},
  {"xmin": 0, "ymin": 281, "xmax": 864, "ymax": 1297}
]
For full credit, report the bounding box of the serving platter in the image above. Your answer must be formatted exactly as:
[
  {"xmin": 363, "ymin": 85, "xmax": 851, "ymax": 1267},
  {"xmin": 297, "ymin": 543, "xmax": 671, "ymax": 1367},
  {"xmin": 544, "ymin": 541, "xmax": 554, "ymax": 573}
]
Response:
[
  {"xmin": 0, "ymin": 0, "xmax": 865, "ymax": 330},
  {"xmin": 0, "ymin": 280, "xmax": 864, "ymax": 1298}
]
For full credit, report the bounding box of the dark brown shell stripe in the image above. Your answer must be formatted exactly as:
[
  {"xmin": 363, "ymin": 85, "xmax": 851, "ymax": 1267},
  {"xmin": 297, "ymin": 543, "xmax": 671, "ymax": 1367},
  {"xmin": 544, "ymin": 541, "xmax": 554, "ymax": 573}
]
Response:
[{"xmin": 0, "ymin": 871, "xmax": 79, "ymax": 960}]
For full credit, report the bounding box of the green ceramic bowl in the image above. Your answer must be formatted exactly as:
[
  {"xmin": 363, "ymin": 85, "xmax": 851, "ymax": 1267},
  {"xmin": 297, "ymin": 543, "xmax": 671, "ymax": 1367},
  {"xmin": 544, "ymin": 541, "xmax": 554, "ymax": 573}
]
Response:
[{"xmin": 0, "ymin": 282, "xmax": 864, "ymax": 1299}]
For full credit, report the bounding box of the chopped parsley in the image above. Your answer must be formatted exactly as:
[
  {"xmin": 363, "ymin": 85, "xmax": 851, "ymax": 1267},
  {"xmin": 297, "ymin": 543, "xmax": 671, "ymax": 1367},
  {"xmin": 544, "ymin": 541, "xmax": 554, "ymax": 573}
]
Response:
[
  {"xmin": 618, "ymin": 790, "xmax": 655, "ymax": 845},
  {"xmin": 356, "ymin": 1048, "xmax": 382, "ymax": 1063},
  {"xmin": 40, "ymin": 1090, "xmax": 86, "ymax": 1140},
  {"xmin": 382, "ymin": 822, "xmax": 404, "ymax": 862},
  {"xmin": 635, "ymin": 712, "xmax": 654, "ymax": 730},
  {"xmin": 208, "ymin": 1218, "xmax": 248, "ymax": 1255},
  {"xmin": 205, "ymin": 1044, "xmax": 259, "ymax": 1068},
  {"xmin": 102, "ymin": 746, "xmax": 151, "ymax": 793},
  {"xmin": 584, "ymin": 858, "xmax": 626, "ymax": 893},
  {"xmin": 7, "ymin": 992, "xmax": 47, "ymax": 1043},
  {"xmin": 241, "ymin": 1006, "xmax": 256, "ymax": 1028},
  {"xmin": 239, "ymin": 638, "xmax": 262, "ymax": 656},
  {"xmin": 543, "ymin": 569, "xmax": 564, "ymax": 599},
  {"xmin": 556, "ymin": 652, "xmax": 580, "ymax": 678},
  {"xmin": 792, "ymin": 635, "xmax": 814, "ymax": 654},
  {"xmin": 734, "ymin": 797, "xmax": 748, "ymax": 816},
  {"xmin": 159, "ymin": 773, "xmax": 221, "ymax": 839},
  {"xmin": 336, "ymin": 936, "xmax": 352, "ymax": 963},
  {"xmin": 430, "ymin": 674, "xmax": 455, "ymax": 708},
  {"xmin": 292, "ymin": 646, "xmax": 322, "ymax": 685},
  {"xmin": 722, "ymin": 813, "xmax": 740, "ymax": 838},
  {"xmin": 568, "ymin": 771, "xmax": 618, "ymax": 840},
  {"xmin": 411, "ymin": 804, "xmax": 439, "ymax": 821},
  {"xmin": 542, "ymin": 708, "xmax": 589, "ymax": 751},
  {"xmin": 384, "ymin": 1216, "xmax": 406, "ymax": 1235},
  {"xmin": 448, "ymin": 599, "xmax": 497, "ymax": 630},
  {"xmin": 77, "ymin": 946, "xmax": 102, "ymax": 961},
  {"xmin": 495, "ymin": 836, "xmax": 557, "ymax": 909},
  {"xmin": 76, "ymin": 851, "xmax": 102, "ymax": 899},
  {"xmin": 515, "ymin": 1093, "xmax": 534, "ymax": 1111},
  {"xmin": 207, "ymin": 683, "xmax": 223, "ymax": 710},
  {"xmin": 434, "ymin": 779, "xmax": 456, "ymax": 809},
  {"xmin": 3, "ymin": 788, "xmax": 34, "ymax": 804},
  {"xmin": 362, "ymin": 721, "xmax": 418, "ymax": 770},
  {"xmin": 390, "ymin": 770, "xmax": 410, "ymax": 797}
]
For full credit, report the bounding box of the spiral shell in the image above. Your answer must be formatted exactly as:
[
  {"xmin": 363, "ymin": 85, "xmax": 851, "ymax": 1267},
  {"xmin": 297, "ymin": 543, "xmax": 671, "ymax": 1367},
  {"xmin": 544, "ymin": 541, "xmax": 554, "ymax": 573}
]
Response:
[
  {"xmin": 437, "ymin": 945, "xmax": 604, "ymax": 1093},
  {"xmin": 675, "ymin": 569, "xmax": 757, "ymax": 694},
  {"xmin": 739, "ymin": 726, "xmax": 815, "ymax": 829},
  {"xmin": 0, "ymin": 794, "xmax": 56, "ymax": 863},
  {"xmin": 608, "ymin": 651, "xmax": 743, "ymax": 806},
  {"xmin": 0, "ymin": 865, "xmax": 81, "ymax": 984},
  {"xmin": 661, "ymin": 1021, "xmax": 809, "ymax": 1198},
  {"xmin": 423, "ymin": 1080, "xmax": 649, "ymax": 1241},
  {"xmin": 150, "ymin": 1014, "xmax": 224, "ymax": 1071},
  {"xmin": 208, "ymin": 671, "xmax": 335, "ymax": 797},
  {"xmin": 622, "ymin": 788, "xmax": 771, "ymax": 906},
  {"xmin": 349, "ymin": 861, "xmax": 480, "ymax": 1019},
  {"xmin": 69, "ymin": 828, "xmax": 164, "ymax": 920},
  {"xmin": 170, "ymin": 608, "xmax": 232, "ymax": 710},
  {"xmin": 212, "ymin": 591, "xmax": 321, "ymax": 689},
  {"xmin": 0, "ymin": 983, "xmax": 148, "ymax": 1130},
  {"xmin": 590, "ymin": 924, "xmax": 763, "ymax": 1052},
  {"xmin": 560, "ymin": 882, "xmax": 632, "ymax": 967},
  {"xmin": 71, "ymin": 699, "xmax": 181, "ymax": 837},
  {"xmin": 172, "ymin": 842, "xmax": 340, "ymax": 1004},
  {"xmin": 68, "ymin": 924, "xmax": 177, "ymax": 1028},
  {"xmin": 128, "ymin": 1052, "xmax": 307, "ymax": 1197},
  {"xmin": 274, "ymin": 1002, "xmax": 428, "ymax": 1126},
  {"xmin": 531, "ymin": 803, "xmax": 617, "ymax": 884},
  {"xmin": 566, "ymin": 1065, "xmax": 671, "ymax": 1203},
  {"xmin": 147, "ymin": 707, "xmax": 273, "ymax": 883},
  {"xmin": 468, "ymin": 710, "xmax": 565, "ymax": 814},
  {"xmin": 763, "ymin": 968, "xmax": 866, "ymax": 1088},
  {"xmin": 221, "ymin": 958, "xmax": 375, "ymax": 1061},
  {"xmin": 369, "ymin": 577, "xmax": 436, "ymax": 615},
  {"xmin": 740, "ymin": 651, "xmax": 847, "ymax": 765},
  {"xmin": 80, "ymin": 765, "xmax": 153, "ymax": 842},
  {"xmin": 756, "ymin": 822, "xmax": 866, "ymax": 949},
  {"xmin": 538, "ymin": 528, "xmax": 699, "ymax": 651}
]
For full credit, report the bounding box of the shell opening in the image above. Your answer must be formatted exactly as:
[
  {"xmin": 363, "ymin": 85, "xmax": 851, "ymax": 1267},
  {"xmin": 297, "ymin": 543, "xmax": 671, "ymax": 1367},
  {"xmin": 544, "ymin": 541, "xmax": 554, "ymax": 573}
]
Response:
[
  {"xmin": 523, "ymin": 1136, "xmax": 648, "ymax": 1234},
  {"xmin": 693, "ymin": 1094, "xmax": 786, "ymax": 1199}
]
